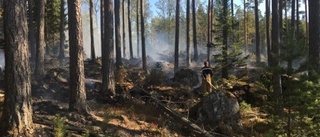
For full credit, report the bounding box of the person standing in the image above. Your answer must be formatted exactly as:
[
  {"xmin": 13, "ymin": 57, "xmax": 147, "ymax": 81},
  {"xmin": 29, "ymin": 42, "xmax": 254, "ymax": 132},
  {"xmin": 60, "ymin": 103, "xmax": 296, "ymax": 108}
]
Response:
[{"xmin": 201, "ymin": 61, "xmax": 213, "ymax": 94}]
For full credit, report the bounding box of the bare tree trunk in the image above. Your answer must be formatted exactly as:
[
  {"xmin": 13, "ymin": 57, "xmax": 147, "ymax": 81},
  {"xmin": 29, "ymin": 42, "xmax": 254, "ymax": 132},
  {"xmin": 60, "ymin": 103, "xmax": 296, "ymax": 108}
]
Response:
[
  {"xmin": 296, "ymin": 0, "xmax": 299, "ymax": 37},
  {"xmin": 174, "ymin": 0, "xmax": 180, "ymax": 73},
  {"xmin": 207, "ymin": 0, "xmax": 211, "ymax": 64},
  {"xmin": 59, "ymin": 0, "xmax": 66, "ymax": 60},
  {"xmin": 67, "ymin": 0, "xmax": 88, "ymax": 113},
  {"xmin": 115, "ymin": 0, "xmax": 122, "ymax": 74},
  {"xmin": 35, "ymin": 0, "xmax": 46, "ymax": 78},
  {"xmin": 291, "ymin": 0, "xmax": 296, "ymax": 31},
  {"xmin": 89, "ymin": 0, "xmax": 96, "ymax": 61},
  {"xmin": 141, "ymin": 0, "xmax": 147, "ymax": 72},
  {"xmin": 186, "ymin": 0, "xmax": 190, "ymax": 67},
  {"xmin": 305, "ymin": 0, "xmax": 308, "ymax": 45},
  {"xmin": 28, "ymin": 0, "xmax": 36, "ymax": 65},
  {"xmin": 266, "ymin": 0, "xmax": 271, "ymax": 66},
  {"xmin": 122, "ymin": 0, "xmax": 127, "ymax": 59},
  {"xmin": 128, "ymin": 0, "xmax": 133, "ymax": 59},
  {"xmin": 0, "ymin": 0, "xmax": 34, "ymax": 136},
  {"xmin": 136, "ymin": 0, "xmax": 140, "ymax": 58},
  {"xmin": 244, "ymin": 0, "xmax": 247, "ymax": 56},
  {"xmin": 271, "ymin": 0, "xmax": 282, "ymax": 109},
  {"xmin": 100, "ymin": 0, "xmax": 104, "ymax": 58},
  {"xmin": 308, "ymin": 0, "xmax": 320, "ymax": 81},
  {"xmin": 192, "ymin": 0, "xmax": 198, "ymax": 62},
  {"xmin": 102, "ymin": 0, "xmax": 115, "ymax": 95},
  {"xmin": 254, "ymin": 0, "xmax": 260, "ymax": 64}
]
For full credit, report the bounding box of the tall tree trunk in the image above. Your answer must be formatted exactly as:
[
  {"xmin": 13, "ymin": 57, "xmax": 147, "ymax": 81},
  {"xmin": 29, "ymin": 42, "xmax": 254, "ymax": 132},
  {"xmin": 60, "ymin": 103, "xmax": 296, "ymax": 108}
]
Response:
[
  {"xmin": 89, "ymin": 0, "xmax": 96, "ymax": 61},
  {"xmin": 244, "ymin": 0, "xmax": 247, "ymax": 56},
  {"xmin": 174, "ymin": 0, "xmax": 180, "ymax": 73},
  {"xmin": 140, "ymin": 0, "xmax": 147, "ymax": 72},
  {"xmin": 100, "ymin": 0, "xmax": 104, "ymax": 59},
  {"xmin": 271, "ymin": 0, "xmax": 282, "ymax": 109},
  {"xmin": 122, "ymin": 0, "xmax": 126, "ymax": 59},
  {"xmin": 279, "ymin": 0, "xmax": 283, "ymax": 41},
  {"xmin": 266, "ymin": 0, "xmax": 271, "ymax": 66},
  {"xmin": 28, "ymin": 0, "xmax": 36, "ymax": 64},
  {"xmin": 67, "ymin": 0, "xmax": 88, "ymax": 113},
  {"xmin": 128, "ymin": 0, "xmax": 133, "ymax": 59},
  {"xmin": 136, "ymin": 0, "xmax": 140, "ymax": 58},
  {"xmin": 304, "ymin": 0, "xmax": 308, "ymax": 45},
  {"xmin": 207, "ymin": 0, "xmax": 211, "ymax": 64},
  {"xmin": 254, "ymin": 0, "xmax": 260, "ymax": 64},
  {"xmin": 59, "ymin": 0, "xmax": 66, "ymax": 60},
  {"xmin": 115, "ymin": 0, "xmax": 122, "ymax": 72},
  {"xmin": 192, "ymin": 0, "xmax": 198, "ymax": 61},
  {"xmin": 0, "ymin": 1, "xmax": 34, "ymax": 136},
  {"xmin": 296, "ymin": 0, "xmax": 299, "ymax": 37},
  {"xmin": 102, "ymin": 0, "xmax": 115, "ymax": 95},
  {"xmin": 231, "ymin": 0, "xmax": 234, "ymax": 29},
  {"xmin": 35, "ymin": 0, "xmax": 46, "ymax": 78},
  {"xmin": 291, "ymin": 0, "xmax": 296, "ymax": 31},
  {"xmin": 186, "ymin": 0, "xmax": 190, "ymax": 67},
  {"xmin": 308, "ymin": 0, "xmax": 320, "ymax": 81},
  {"xmin": 221, "ymin": 0, "xmax": 228, "ymax": 79}
]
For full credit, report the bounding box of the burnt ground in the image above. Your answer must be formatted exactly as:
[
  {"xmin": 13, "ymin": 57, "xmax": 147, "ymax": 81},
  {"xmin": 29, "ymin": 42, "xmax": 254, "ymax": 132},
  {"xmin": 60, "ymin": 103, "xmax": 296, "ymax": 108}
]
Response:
[{"xmin": 0, "ymin": 58, "xmax": 269, "ymax": 137}]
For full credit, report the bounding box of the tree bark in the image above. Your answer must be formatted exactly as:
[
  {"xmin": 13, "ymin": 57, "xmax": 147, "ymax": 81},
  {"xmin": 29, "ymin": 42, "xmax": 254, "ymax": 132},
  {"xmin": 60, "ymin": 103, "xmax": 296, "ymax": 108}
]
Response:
[
  {"xmin": 291, "ymin": 0, "xmax": 296, "ymax": 32},
  {"xmin": 115, "ymin": 0, "xmax": 122, "ymax": 76},
  {"xmin": 128, "ymin": 0, "xmax": 133, "ymax": 59},
  {"xmin": 59, "ymin": 0, "xmax": 66, "ymax": 60},
  {"xmin": 67, "ymin": 0, "xmax": 88, "ymax": 113},
  {"xmin": 102, "ymin": 0, "xmax": 116, "ymax": 95},
  {"xmin": 140, "ymin": 0, "xmax": 147, "ymax": 72},
  {"xmin": 271, "ymin": 0, "xmax": 283, "ymax": 108},
  {"xmin": 304, "ymin": 0, "xmax": 308, "ymax": 45},
  {"xmin": 207, "ymin": 0, "xmax": 211, "ymax": 64},
  {"xmin": 266, "ymin": 0, "xmax": 271, "ymax": 66},
  {"xmin": 308, "ymin": 0, "xmax": 320, "ymax": 81},
  {"xmin": 100, "ymin": 0, "xmax": 104, "ymax": 59},
  {"xmin": 136, "ymin": 0, "xmax": 140, "ymax": 58},
  {"xmin": 89, "ymin": 0, "xmax": 96, "ymax": 61},
  {"xmin": 186, "ymin": 0, "xmax": 190, "ymax": 67},
  {"xmin": 35, "ymin": 0, "xmax": 46, "ymax": 78},
  {"xmin": 122, "ymin": 0, "xmax": 127, "ymax": 59},
  {"xmin": 174, "ymin": 0, "xmax": 180, "ymax": 73},
  {"xmin": 0, "ymin": 0, "xmax": 34, "ymax": 136},
  {"xmin": 28, "ymin": 0, "xmax": 36, "ymax": 64},
  {"xmin": 254, "ymin": 0, "xmax": 260, "ymax": 64},
  {"xmin": 192, "ymin": 0, "xmax": 198, "ymax": 62}
]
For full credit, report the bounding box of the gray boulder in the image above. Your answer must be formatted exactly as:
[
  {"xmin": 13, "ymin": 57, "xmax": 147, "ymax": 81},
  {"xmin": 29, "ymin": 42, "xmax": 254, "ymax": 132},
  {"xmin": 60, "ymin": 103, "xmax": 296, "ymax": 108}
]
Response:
[{"xmin": 190, "ymin": 90, "xmax": 240, "ymax": 133}]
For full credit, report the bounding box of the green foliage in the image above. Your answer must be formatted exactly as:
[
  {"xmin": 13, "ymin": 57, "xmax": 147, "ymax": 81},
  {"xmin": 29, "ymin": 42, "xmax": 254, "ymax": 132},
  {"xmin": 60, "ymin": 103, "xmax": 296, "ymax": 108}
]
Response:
[
  {"xmin": 240, "ymin": 101, "xmax": 252, "ymax": 112},
  {"xmin": 45, "ymin": 0, "xmax": 67, "ymax": 55},
  {"xmin": 257, "ymin": 72, "xmax": 320, "ymax": 136},
  {"xmin": 52, "ymin": 114, "xmax": 68, "ymax": 137},
  {"xmin": 145, "ymin": 62, "xmax": 166, "ymax": 86}
]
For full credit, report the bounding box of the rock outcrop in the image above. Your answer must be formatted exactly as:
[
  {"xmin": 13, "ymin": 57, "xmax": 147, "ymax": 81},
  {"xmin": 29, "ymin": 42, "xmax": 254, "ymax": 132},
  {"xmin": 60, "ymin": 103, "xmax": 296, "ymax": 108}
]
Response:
[{"xmin": 190, "ymin": 90, "xmax": 241, "ymax": 135}]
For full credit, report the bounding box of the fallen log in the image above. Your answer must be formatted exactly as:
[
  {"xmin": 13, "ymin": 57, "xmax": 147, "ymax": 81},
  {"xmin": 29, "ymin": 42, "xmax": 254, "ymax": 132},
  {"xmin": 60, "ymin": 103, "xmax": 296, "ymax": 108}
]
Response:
[{"xmin": 136, "ymin": 87, "xmax": 226, "ymax": 137}]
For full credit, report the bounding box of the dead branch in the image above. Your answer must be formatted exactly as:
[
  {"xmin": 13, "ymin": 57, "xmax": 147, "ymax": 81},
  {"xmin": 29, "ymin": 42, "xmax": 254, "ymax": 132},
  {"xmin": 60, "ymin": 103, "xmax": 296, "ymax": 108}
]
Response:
[{"xmin": 136, "ymin": 87, "xmax": 217, "ymax": 137}]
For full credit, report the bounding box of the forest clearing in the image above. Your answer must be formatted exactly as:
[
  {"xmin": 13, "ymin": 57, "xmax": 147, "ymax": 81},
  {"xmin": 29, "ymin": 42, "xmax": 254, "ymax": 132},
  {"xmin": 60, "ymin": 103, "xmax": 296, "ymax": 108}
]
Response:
[
  {"xmin": 1, "ymin": 0, "xmax": 320, "ymax": 136},
  {"xmin": 0, "ymin": 57, "xmax": 271, "ymax": 136}
]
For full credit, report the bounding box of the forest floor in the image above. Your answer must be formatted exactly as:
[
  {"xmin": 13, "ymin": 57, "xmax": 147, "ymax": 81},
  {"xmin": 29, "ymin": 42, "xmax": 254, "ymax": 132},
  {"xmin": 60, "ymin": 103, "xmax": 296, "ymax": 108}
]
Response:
[{"xmin": 0, "ymin": 58, "xmax": 270, "ymax": 137}]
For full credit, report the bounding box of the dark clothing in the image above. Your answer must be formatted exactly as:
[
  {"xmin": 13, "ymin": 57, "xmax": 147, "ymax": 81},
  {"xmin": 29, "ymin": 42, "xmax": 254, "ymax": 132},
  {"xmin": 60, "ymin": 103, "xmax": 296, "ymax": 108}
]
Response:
[{"xmin": 201, "ymin": 67, "xmax": 213, "ymax": 78}]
